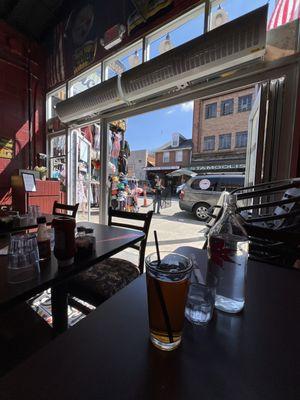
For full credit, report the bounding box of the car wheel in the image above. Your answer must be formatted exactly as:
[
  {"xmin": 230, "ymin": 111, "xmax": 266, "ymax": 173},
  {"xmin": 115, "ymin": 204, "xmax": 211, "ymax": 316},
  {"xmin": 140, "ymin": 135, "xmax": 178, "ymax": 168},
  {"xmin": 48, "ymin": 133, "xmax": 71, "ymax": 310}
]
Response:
[{"xmin": 193, "ymin": 203, "xmax": 210, "ymax": 221}]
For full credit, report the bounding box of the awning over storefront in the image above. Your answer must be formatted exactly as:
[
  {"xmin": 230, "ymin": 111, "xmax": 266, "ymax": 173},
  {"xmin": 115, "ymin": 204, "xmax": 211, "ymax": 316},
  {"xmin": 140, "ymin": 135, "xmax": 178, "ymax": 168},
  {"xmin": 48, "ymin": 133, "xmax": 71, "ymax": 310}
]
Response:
[
  {"xmin": 167, "ymin": 168, "xmax": 196, "ymax": 177},
  {"xmin": 143, "ymin": 166, "xmax": 180, "ymax": 171}
]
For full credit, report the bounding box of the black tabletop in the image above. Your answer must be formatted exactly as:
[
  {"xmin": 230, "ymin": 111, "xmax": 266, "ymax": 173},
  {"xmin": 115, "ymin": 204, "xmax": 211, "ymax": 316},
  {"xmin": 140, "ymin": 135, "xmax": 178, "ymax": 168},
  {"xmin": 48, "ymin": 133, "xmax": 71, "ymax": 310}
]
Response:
[
  {"xmin": 0, "ymin": 213, "xmax": 54, "ymax": 234},
  {"xmin": 0, "ymin": 222, "xmax": 144, "ymax": 311},
  {"xmin": 0, "ymin": 251, "xmax": 299, "ymax": 400}
]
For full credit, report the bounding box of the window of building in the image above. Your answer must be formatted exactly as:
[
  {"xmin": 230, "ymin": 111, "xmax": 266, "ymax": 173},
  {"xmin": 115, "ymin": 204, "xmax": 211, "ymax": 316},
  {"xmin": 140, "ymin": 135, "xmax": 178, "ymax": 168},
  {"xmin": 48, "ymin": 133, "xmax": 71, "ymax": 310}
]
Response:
[
  {"xmin": 203, "ymin": 136, "xmax": 215, "ymax": 151},
  {"xmin": 69, "ymin": 64, "xmax": 102, "ymax": 97},
  {"xmin": 205, "ymin": 103, "xmax": 217, "ymax": 119},
  {"xmin": 209, "ymin": 0, "xmax": 275, "ymax": 31},
  {"xmin": 175, "ymin": 150, "xmax": 183, "ymax": 162},
  {"xmin": 48, "ymin": 133, "xmax": 66, "ymax": 189},
  {"xmin": 221, "ymin": 99, "xmax": 234, "ymax": 116},
  {"xmin": 163, "ymin": 152, "xmax": 170, "ymax": 163},
  {"xmin": 172, "ymin": 132, "xmax": 180, "ymax": 148},
  {"xmin": 235, "ymin": 131, "xmax": 248, "ymax": 148},
  {"xmin": 219, "ymin": 133, "xmax": 232, "ymax": 149},
  {"xmin": 46, "ymin": 85, "xmax": 66, "ymax": 120},
  {"xmin": 145, "ymin": 4, "xmax": 205, "ymax": 60},
  {"xmin": 103, "ymin": 41, "xmax": 143, "ymax": 80},
  {"xmin": 238, "ymin": 95, "xmax": 252, "ymax": 112}
]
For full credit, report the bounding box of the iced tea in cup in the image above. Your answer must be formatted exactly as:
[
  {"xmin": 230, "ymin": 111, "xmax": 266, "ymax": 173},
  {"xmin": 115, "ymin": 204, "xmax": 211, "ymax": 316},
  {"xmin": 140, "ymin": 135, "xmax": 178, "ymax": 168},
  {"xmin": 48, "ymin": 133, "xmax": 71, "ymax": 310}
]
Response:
[{"xmin": 146, "ymin": 252, "xmax": 192, "ymax": 351}]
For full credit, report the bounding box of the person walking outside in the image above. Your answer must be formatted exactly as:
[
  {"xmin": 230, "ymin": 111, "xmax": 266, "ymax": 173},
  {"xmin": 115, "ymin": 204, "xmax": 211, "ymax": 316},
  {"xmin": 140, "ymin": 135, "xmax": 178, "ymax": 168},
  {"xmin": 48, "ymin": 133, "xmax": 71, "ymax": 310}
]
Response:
[{"xmin": 152, "ymin": 176, "xmax": 164, "ymax": 214}]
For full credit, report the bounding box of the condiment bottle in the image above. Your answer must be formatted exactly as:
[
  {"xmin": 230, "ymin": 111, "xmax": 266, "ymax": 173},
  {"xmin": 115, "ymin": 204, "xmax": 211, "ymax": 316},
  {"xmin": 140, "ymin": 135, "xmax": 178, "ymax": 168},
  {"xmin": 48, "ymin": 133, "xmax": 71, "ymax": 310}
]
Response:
[
  {"xmin": 52, "ymin": 216, "xmax": 76, "ymax": 267},
  {"xmin": 36, "ymin": 216, "xmax": 51, "ymax": 261}
]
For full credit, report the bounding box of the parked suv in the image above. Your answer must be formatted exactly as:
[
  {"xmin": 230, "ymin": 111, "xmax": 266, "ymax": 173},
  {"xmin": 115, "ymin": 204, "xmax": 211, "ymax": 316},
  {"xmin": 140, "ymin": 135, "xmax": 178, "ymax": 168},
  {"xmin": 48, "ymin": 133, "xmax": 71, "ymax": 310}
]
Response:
[{"xmin": 179, "ymin": 174, "xmax": 244, "ymax": 221}]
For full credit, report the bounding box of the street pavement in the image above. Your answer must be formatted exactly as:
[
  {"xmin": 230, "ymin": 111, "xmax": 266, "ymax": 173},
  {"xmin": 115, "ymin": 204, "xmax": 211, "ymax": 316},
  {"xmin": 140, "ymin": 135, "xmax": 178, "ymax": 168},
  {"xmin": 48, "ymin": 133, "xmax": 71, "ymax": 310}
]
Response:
[{"xmin": 84, "ymin": 197, "xmax": 207, "ymax": 265}]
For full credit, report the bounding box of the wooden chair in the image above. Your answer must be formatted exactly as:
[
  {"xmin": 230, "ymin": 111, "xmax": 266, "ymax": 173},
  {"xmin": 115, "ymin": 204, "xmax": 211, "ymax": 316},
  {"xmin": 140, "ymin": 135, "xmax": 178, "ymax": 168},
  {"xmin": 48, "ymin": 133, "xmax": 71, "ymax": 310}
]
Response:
[
  {"xmin": 52, "ymin": 201, "xmax": 79, "ymax": 218},
  {"xmin": 68, "ymin": 208, "xmax": 153, "ymax": 311}
]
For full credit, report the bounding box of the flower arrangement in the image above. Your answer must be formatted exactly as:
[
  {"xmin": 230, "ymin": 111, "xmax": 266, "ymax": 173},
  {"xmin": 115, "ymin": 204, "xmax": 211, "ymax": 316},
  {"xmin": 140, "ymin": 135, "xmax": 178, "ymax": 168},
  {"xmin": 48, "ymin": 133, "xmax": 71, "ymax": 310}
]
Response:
[{"xmin": 34, "ymin": 166, "xmax": 48, "ymax": 180}]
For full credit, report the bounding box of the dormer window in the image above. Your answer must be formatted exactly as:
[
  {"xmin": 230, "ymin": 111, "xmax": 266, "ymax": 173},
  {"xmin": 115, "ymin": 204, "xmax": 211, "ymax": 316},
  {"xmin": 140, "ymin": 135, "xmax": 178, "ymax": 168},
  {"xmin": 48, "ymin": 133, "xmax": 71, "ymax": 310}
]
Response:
[{"xmin": 172, "ymin": 133, "xmax": 180, "ymax": 148}]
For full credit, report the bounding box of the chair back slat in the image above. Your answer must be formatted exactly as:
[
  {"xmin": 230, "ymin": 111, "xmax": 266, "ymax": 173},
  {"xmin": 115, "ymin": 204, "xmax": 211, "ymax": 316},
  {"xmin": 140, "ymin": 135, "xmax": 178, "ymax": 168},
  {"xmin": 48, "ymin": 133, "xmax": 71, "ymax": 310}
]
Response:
[
  {"xmin": 109, "ymin": 209, "xmax": 150, "ymax": 221},
  {"xmin": 108, "ymin": 207, "xmax": 153, "ymax": 274},
  {"xmin": 110, "ymin": 222, "xmax": 144, "ymax": 231},
  {"xmin": 52, "ymin": 201, "xmax": 79, "ymax": 219}
]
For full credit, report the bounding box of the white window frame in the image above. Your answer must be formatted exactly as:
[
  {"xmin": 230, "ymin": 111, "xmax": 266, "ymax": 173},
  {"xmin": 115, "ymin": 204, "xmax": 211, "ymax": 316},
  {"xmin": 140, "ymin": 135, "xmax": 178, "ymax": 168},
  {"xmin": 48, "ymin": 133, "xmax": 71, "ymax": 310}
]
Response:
[
  {"xmin": 68, "ymin": 63, "xmax": 102, "ymax": 97},
  {"xmin": 46, "ymin": 84, "xmax": 66, "ymax": 121},
  {"xmin": 175, "ymin": 150, "xmax": 183, "ymax": 162},
  {"xmin": 144, "ymin": 3, "xmax": 205, "ymax": 61},
  {"xmin": 103, "ymin": 40, "xmax": 143, "ymax": 81},
  {"xmin": 163, "ymin": 151, "xmax": 170, "ymax": 163},
  {"xmin": 172, "ymin": 133, "xmax": 180, "ymax": 147}
]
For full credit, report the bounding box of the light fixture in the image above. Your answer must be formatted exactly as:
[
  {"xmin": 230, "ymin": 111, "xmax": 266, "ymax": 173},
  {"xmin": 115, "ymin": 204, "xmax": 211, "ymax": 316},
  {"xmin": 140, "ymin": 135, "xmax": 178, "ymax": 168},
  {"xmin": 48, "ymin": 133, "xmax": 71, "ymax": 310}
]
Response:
[
  {"xmin": 159, "ymin": 33, "xmax": 172, "ymax": 55},
  {"xmin": 210, "ymin": 3, "xmax": 229, "ymax": 30},
  {"xmin": 129, "ymin": 51, "xmax": 140, "ymax": 68},
  {"xmin": 108, "ymin": 60, "xmax": 126, "ymax": 76}
]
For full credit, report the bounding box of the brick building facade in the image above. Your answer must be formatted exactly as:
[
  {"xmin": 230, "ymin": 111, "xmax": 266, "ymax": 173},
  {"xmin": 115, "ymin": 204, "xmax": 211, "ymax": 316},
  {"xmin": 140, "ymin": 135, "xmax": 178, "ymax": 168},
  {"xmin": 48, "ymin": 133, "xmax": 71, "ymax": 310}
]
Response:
[
  {"xmin": 192, "ymin": 87, "xmax": 256, "ymax": 173},
  {"xmin": 144, "ymin": 133, "xmax": 192, "ymax": 185}
]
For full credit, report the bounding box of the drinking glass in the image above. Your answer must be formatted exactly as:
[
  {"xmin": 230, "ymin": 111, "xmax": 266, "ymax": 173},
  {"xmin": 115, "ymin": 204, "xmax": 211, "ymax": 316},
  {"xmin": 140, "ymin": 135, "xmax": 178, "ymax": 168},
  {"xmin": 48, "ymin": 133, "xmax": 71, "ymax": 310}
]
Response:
[
  {"xmin": 8, "ymin": 234, "xmax": 40, "ymax": 283},
  {"xmin": 185, "ymin": 281, "xmax": 216, "ymax": 325},
  {"xmin": 146, "ymin": 252, "xmax": 192, "ymax": 351}
]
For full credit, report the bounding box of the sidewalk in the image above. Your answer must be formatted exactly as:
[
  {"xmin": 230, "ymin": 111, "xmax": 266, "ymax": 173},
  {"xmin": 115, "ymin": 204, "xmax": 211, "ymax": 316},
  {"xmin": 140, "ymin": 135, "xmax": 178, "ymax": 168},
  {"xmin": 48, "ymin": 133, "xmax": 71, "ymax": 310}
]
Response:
[{"xmin": 109, "ymin": 197, "xmax": 207, "ymax": 264}]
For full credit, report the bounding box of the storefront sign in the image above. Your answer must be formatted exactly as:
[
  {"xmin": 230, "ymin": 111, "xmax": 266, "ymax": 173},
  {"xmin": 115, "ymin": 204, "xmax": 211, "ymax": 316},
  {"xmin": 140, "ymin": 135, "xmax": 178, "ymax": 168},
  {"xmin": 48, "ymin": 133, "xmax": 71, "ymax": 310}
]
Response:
[
  {"xmin": 0, "ymin": 137, "xmax": 14, "ymax": 159},
  {"xmin": 192, "ymin": 163, "xmax": 245, "ymax": 171}
]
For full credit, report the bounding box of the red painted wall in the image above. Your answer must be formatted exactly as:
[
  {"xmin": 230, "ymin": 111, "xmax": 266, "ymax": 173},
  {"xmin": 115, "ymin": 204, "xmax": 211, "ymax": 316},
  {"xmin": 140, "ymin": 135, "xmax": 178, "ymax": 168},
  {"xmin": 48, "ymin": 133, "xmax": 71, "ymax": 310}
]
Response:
[{"xmin": 0, "ymin": 21, "xmax": 46, "ymax": 205}]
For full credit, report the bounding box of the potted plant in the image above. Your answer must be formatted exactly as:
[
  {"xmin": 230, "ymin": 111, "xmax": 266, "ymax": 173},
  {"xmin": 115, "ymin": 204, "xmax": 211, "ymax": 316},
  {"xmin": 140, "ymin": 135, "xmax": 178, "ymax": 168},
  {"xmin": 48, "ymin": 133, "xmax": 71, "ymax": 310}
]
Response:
[{"xmin": 34, "ymin": 166, "xmax": 48, "ymax": 180}]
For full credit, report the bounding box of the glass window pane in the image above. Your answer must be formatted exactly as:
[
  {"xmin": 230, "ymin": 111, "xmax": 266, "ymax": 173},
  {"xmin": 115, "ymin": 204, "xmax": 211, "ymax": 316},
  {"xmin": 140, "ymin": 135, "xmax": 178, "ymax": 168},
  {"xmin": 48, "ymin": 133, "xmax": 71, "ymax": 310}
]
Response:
[
  {"xmin": 238, "ymin": 95, "xmax": 252, "ymax": 112},
  {"xmin": 221, "ymin": 99, "xmax": 234, "ymax": 116},
  {"xmin": 175, "ymin": 150, "xmax": 183, "ymax": 162},
  {"xmin": 205, "ymin": 103, "xmax": 217, "ymax": 119},
  {"xmin": 50, "ymin": 157, "xmax": 66, "ymax": 189},
  {"xmin": 209, "ymin": 0, "xmax": 276, "ymax": 31},
  {"xmin": 69, "ymin": 65, "xmax": 101, "ymax": 97},
  {"xmin": 203, "ymin": 136, "xmax": 215, "ymax": 151},
  {"xmin": 236, "ymin": 131, "xmax": 248, "ymax": 148},
  {"xmin": 104, "ymin": 42, "xmax": 143, "ymax": 80},
  {"xmin": 50, "ymin": 135, "xmax": 66, "ymax": 157},
  {"xmin": 47, "ymin": 86, "xmax": 66, "ymax": 120},
  {"xmin": 146, "ymin": 5, "xmax": 205, "ymax": 60},
  {"xmin": 219, "ymin": 133, "xmax": 231, "ymax": 149},
  {"xmin": 163, "ymin": 152, "xmax": 170, "ymax": 163}
]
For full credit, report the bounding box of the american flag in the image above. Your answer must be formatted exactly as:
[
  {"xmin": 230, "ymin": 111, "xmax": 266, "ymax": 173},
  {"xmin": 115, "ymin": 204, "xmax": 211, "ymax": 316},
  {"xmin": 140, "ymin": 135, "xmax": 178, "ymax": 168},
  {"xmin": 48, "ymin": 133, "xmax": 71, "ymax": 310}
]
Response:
[
  {"xmin": 47, "ymin": 21, "xmax": 65, "ymax": 89},
  {"xmin": 268, "ymin": 0, "xmax": 300, "ymax": 30}
]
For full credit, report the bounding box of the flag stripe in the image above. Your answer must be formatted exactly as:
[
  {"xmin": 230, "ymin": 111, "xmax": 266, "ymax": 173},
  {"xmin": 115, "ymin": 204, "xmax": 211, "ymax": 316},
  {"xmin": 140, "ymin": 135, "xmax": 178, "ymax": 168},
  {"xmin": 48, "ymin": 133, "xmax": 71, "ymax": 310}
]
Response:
[{"xmin": 268, "ymin": 0, "xmax": 300, "ymax": 30}]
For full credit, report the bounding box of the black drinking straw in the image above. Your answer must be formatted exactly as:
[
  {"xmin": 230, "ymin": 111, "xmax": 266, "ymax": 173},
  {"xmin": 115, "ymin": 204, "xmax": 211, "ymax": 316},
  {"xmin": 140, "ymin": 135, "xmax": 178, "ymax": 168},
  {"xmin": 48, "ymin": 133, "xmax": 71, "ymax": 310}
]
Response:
[
  {"xmin": 153, "ymin": 231, "xmax": 173, "ymax": 343},
  {"xmin": 154, "ymin": 231, "xmax": 161, "ymax": 264}
]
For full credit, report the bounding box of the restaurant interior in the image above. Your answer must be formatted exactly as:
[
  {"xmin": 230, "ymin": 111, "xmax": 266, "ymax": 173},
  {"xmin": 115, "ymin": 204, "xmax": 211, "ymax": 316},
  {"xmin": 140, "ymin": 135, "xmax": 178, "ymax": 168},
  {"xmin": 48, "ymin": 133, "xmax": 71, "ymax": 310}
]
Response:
[{"xmin": 0, "ymin": 0, "xmax": 299, "ymax": 399}]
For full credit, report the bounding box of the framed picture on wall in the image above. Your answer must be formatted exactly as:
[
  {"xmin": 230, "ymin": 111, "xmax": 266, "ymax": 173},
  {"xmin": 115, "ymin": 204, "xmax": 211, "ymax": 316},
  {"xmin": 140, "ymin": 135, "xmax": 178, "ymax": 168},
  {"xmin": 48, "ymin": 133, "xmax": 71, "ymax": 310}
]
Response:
[{"xmin": 21, "ymin": 172, "xmax": 37, "ymax": 192}]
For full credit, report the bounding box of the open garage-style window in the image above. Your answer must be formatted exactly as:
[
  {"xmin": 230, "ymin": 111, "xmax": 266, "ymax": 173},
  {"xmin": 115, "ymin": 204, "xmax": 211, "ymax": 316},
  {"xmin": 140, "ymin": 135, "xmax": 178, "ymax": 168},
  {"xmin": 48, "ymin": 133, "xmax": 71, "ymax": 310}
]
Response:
[
  {"xmin": 145, "ymin": 4, "xmax": 205, "ymax": 61},
  {"xmin": 209, "ymin": 0, "xmax": 276, "ymax": 31},
  {"xmin": 69, "ymin": 64, "xmax": 102, "ymax": 97},
  {"xmin": 46, "ymin": 85, "xmax": 66, "ymax": 120},
  {"xmin": 103, "ymin": 41, "xmax": 143, "ymax": 80}
]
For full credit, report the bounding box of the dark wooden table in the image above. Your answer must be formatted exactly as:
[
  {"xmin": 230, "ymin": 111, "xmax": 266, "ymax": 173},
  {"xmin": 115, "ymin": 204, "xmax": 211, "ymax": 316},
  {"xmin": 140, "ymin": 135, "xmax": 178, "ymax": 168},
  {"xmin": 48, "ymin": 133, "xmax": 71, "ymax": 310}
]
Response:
[
  {"xmin": 0, "ymin": 250, "xmax": 299, "ymax": 400},
  {"xmin": 0, "ymin": 222, "xmax": 144, "ymax": 333},
  {"xmin": 0, "ymin": 213, "xmax": 54, "ymax": 234}
]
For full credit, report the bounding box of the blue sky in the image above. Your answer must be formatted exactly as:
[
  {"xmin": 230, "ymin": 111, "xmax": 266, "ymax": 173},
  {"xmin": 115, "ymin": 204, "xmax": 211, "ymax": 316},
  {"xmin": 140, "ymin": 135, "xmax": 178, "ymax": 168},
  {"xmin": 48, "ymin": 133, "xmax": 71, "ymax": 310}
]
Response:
[{"xmin": 125, "ymin": 0, "xmax": 276, "ymax": 151}]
